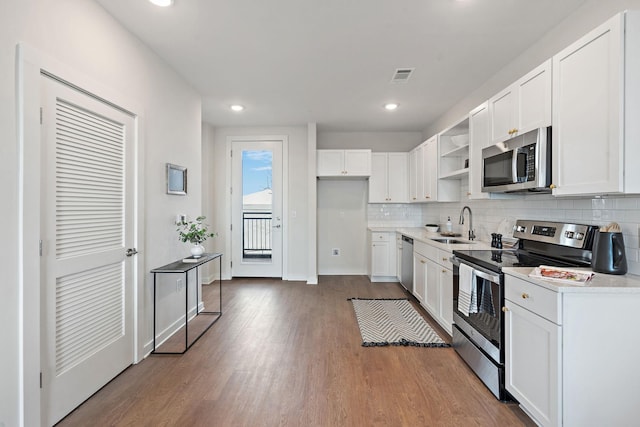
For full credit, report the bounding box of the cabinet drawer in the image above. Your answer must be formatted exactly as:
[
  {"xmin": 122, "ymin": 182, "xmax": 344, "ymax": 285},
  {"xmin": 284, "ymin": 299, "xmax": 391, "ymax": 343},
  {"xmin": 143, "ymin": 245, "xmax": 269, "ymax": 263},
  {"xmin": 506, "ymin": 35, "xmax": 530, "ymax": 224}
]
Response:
[
  {"xmin": 437, "ymin": 249, "xmax": 453, "ymax": 269},
  {"xmin": 414, "ymin": 240, "xmax": 438, "ymax": 259},
  {"xmin": 505, "ymin": 276, "xmax": 561, "ymax": 324},
  {"xmin": 371, "ymin": 232, "xmax": 390, "ymax": 242}
]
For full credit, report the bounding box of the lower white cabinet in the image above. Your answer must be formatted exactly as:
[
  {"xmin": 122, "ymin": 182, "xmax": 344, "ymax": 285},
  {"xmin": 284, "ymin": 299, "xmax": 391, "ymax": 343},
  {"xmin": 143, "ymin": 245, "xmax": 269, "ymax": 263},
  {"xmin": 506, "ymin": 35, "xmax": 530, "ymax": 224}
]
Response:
[
  {"xmin": 505, "ymin": 295, "xmax": 560, "ymax": 427},
  {"xmin": 413, "ymin": 241, "xmax": 453, "ymax": 335},
  {"xmin": 368, "ymin": 231, "xmax": 396, "ymax": 282},
  {"xmin": 396, "ymin": 233, "xmax": 402, "ymax": 282},
  {"xmin": 412, "ymin": 251, "xmax": 427, "ymax": 302},
  {"xmin": 504, "ymin": 273, "xmax": 640, "ymax": 427}
]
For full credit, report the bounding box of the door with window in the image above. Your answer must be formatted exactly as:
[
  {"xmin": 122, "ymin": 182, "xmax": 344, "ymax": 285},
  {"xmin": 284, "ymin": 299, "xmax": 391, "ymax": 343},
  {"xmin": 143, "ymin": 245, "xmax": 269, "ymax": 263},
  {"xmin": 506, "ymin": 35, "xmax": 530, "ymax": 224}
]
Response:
[
  {"xmin": 231, "ymin": 140, "xmax": 283, "ymax": 277},
  {"xmin": 40, "ymin": 75, "xmax": 136, "ymax": 425}
]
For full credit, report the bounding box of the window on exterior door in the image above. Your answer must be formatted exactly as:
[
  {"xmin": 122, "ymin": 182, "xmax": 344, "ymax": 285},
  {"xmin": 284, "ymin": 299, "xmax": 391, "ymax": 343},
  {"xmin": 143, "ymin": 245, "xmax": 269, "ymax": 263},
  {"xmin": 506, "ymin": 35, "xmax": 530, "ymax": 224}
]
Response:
[{"xmin": 241, "ymin": 150, "xmax": 273, "ymax": 261}]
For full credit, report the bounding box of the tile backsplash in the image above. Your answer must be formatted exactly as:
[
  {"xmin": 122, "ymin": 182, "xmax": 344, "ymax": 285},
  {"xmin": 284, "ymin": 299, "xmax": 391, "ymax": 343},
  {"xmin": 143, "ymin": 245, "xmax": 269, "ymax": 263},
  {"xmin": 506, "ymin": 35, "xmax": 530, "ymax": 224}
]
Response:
[
  {"xmin": 368, "ymin": 192, "xmax": 640, "ymax": 275},
  {"xmin": 367, "ymin": 203, "xmax": 424, "ymax": 228}
]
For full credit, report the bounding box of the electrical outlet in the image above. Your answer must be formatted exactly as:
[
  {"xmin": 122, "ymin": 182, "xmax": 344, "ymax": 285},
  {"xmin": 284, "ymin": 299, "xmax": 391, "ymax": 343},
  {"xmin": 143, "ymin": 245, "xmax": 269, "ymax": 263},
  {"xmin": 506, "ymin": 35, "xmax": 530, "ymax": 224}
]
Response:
[
  {"xmin": 332, "ymin": 248, "xmax": 340, "ymax": 256},
  {"xmin": 176, "ymin": 278, "xmax": 183, "ymax": 292}
]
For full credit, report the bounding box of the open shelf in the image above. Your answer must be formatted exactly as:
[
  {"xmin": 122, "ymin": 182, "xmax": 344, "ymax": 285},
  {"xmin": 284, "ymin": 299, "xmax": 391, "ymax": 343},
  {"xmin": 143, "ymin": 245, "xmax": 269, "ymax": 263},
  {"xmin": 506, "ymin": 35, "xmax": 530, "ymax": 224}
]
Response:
[
  {"xmin": 442, "ymin": 144, "xmax": 469, "ymax": 158},
  {"xmin": 439, "ymin": 168, "xmax": 469, "ymax": 180}
]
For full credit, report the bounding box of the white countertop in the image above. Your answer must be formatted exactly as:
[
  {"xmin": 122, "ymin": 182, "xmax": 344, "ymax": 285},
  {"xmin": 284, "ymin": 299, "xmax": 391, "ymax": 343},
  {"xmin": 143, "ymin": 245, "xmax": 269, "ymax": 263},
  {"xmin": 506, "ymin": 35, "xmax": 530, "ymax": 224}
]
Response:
[
  {"xmin": 368, "ymin": 226, "xmax": 491, "ymax": 251},
  {"xmin": 504, "ymin": 266, "xmax": 640, "ymax": 293}
]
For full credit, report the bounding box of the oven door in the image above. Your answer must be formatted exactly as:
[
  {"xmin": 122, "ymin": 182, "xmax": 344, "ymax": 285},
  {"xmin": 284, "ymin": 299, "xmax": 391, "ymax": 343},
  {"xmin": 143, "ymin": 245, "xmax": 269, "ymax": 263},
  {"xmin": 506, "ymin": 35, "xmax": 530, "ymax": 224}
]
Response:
[{"xmin": 452, "ymin": 258, "xmax": 503, "ymax": 364}]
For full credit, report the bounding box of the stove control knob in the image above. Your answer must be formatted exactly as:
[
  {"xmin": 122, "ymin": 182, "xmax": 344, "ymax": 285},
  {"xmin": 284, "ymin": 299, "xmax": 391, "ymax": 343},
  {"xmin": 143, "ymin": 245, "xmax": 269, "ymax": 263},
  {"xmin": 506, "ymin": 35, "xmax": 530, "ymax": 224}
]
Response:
[
  {"xmin": 575, "ymin": 232, "xmax": 584, "ymax": 240},
  {"xmin": 565, "ymin": 231, "xmax": 575, "ymax": 238}
]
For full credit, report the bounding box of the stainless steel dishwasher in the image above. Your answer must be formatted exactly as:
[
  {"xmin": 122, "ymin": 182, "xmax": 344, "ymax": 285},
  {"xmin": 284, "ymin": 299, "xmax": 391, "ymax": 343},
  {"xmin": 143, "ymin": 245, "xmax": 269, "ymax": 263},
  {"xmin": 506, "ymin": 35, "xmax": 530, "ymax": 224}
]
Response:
[{"xmin": 400, "ymin": 235, "xmax": 413, "ymax": 292}]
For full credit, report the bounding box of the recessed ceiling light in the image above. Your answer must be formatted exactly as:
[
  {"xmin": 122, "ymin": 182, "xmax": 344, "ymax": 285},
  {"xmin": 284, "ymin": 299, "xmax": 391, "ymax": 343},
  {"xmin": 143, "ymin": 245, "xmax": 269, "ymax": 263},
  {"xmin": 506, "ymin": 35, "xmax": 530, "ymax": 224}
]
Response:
[
  {"xmin": 384, "ymin": 103, "xmax": 399, "ymax": 111},
  {"xmin": 149, "ymin": 0, "xmax": 173, "ymax": 7},
  {"xmin": 230, "ymin": 104, "xmax": 244, "ymax": 112}
]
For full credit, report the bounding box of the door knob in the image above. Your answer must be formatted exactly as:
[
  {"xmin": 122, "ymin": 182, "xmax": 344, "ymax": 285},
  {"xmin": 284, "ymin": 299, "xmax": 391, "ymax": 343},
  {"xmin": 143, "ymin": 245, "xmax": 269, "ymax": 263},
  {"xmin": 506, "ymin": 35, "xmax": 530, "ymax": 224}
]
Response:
[{"xmin": 126, "ymin": 248, "xmax": 138, "ymax": 257}]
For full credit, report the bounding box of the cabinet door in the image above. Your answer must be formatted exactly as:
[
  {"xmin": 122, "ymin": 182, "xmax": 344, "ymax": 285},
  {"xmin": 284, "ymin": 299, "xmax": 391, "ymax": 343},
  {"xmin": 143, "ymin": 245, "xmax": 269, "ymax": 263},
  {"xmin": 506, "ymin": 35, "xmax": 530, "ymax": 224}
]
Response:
[
  {"xmin": 489, "ymin": 86, "xmax": 515, "ymax": 144},
  {"xmin": 439, "ymin": 267, "xmax": 453, "ymax": 334},
  {"xmin": 505, "ymin": 300, "xmax": 560, "ymax": 427},
  {"xmin": 317, "ymin": 150, "xmax": 344, "ymax": 176},
  {"xmin": 396, "ymin": 238, "xmax": 402, "ymax": 282},
  {"xmin": 412, "ymin": 252, "xmax": 427, "ymax": 303},
  {"xmin": 408, "ymin": 149, "xmax": 417, "ymax": 202},
  {"xmin": 517, "ymin": 59, "xmax": 551, "ymax": 134},
  {"xmin": 414, "ymin": 144, "xmax": 425, "ymax": 202},
  {"xmin": 422, "ymin": 137, "xmax": 438, "ymax": 201},
  {"xmin": 387, "ymin": 153, "xmax": 408, "ymax": 203},
  {"xmin": 344, "ymin": 150, "xmax": 371, "ymax": 176},
  {"xmin": 371, "ymin": 241, "xmax": 391, "ymax": 277},
  {"xmin": 369, "ymin": 153, "xmax": 388, "ymax": 202},
  {"xmin": 552, "ymin": 15, "xmax": 623, "ymax": 195},
  {"xmin": 468, "ymin": 102, "xmax": 490, "ymax": 200},
  {"xmin": 424, "ymin": 258, "xmax": 439, "ymax": 316}
]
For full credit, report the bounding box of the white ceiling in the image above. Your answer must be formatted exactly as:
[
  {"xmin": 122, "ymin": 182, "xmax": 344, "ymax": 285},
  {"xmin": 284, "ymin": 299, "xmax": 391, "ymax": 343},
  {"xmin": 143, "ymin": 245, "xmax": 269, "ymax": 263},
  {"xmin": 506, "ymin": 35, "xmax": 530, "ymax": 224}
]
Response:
[{"xmin": 95, "ymin": 0, "xmax": 587, "ymax": 132}]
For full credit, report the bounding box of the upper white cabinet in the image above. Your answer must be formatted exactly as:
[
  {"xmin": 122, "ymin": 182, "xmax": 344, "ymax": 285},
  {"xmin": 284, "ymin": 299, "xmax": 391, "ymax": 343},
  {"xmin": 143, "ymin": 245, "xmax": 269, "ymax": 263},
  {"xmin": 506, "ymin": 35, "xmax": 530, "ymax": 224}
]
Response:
[
  {"xmin": 468, "ymin": 102, "xmax": 490, "ymax": 200},
  {"xmin": 317, "ymin": 149, "xmax": 371, "ymax": 177},
  {"xmin": 369, "ymin": 153, "xmax": 408, "ymax": 203},
  {"xmin": 409, "ymin": 145, "xmax": 425, "ymax": 202},
  {"xmin": 422, "ymin": 136, "xmax": 438, "ymax": 202},
  {"xmin": 551, "ymin": 11, "xmax": 640, "ymax": 196},
  {"xmin": 489, "ymin": 59, "xmax": 552, "ymax": 144}
]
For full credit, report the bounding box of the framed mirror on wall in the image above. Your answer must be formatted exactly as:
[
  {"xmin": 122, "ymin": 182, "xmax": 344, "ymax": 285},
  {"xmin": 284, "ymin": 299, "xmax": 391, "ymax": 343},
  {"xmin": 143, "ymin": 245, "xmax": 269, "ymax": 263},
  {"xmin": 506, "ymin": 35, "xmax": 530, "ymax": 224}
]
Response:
[{"xmin": 167, "ymin": 163, "xmax": 187, "ymax": 195}]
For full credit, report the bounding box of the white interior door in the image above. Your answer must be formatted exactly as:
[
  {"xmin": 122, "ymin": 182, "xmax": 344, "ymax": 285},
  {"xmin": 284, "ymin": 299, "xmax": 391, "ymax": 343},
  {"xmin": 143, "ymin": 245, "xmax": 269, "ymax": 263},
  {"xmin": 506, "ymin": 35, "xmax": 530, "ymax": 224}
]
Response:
[
  {"xmin": 40, "ymin": 75, "xmax": 136, "ymax": 425},
  {"xmin": 231, "ymin": 140, "xmax": 283, "ymax": 277}
]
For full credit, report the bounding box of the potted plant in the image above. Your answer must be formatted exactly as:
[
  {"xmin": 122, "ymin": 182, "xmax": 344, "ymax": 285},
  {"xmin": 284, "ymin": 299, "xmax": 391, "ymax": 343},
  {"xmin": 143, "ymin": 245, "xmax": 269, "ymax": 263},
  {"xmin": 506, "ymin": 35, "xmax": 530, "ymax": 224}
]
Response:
[{"xmin": 177, "ymin": 216, "xmax": 217, "ymax": 258}]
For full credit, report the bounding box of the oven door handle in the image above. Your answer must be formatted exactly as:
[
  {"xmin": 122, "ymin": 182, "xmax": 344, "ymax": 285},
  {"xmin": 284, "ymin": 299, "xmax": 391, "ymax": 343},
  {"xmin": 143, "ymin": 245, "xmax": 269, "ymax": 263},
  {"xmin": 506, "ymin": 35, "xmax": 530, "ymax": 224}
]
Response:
[{"xmin": 451, "ymin": 256, "xmax": 501, "ymax": 283}]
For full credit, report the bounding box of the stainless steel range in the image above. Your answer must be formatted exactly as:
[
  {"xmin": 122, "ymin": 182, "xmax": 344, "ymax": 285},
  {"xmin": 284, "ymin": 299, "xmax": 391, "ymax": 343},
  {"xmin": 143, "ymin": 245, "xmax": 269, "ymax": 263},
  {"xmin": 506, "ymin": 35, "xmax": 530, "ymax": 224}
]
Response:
[{"xmin": 451, "ymin": 220, "xmax": 598, "ymax": 400}]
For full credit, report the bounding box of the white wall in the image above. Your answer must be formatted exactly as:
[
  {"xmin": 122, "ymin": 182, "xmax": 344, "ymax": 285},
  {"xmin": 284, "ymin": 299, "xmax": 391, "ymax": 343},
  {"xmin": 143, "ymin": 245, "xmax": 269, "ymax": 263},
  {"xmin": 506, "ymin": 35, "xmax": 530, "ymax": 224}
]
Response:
[
  {"xmin": 318, "ymin": 180, "xmax": 368, "ymax": 274},
  {"xmin": 2, "ymin": 0, "xmax": 202, "ymax": 425},
  {"xmin": 423, "ymin": 0, "xmax": 640, "ymax": 138},
  {"xmin": 318, "ymin": 131, "xmax": 422, "ymax": 151},
  {"xmin": 204, "ymin": 126, "xmax": 309, "ymax": 281}
]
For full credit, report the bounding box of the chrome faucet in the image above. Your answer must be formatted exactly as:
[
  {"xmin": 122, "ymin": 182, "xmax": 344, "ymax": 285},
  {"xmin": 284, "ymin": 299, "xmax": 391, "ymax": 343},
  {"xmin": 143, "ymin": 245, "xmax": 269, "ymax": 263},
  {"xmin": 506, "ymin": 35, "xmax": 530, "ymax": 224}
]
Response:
[{"xmin": 459, "ymin": 206, "xmax": 475, "ymax": 241}]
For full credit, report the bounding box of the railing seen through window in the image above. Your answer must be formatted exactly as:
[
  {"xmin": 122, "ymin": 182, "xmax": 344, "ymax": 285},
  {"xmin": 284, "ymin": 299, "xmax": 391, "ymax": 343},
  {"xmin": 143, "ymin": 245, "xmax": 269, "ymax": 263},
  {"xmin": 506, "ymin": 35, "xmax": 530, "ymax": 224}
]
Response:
[{"xmin": 242, "ymin": 211, "xmax": 272, "ymax": 259}]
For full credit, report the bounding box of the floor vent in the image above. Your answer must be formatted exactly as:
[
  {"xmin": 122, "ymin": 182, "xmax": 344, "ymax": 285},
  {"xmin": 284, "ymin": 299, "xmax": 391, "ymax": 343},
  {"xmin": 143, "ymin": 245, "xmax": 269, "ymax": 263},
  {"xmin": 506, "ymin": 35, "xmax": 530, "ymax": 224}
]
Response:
[{"xmin": 391, "ymin": 68, "xmax": 415, "ymax": 83}]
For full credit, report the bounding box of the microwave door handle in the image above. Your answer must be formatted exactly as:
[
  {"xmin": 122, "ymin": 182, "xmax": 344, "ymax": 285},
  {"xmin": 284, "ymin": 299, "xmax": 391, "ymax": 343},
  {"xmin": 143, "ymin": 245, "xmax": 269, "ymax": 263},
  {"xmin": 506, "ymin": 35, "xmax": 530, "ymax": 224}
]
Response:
[{"xmin": 512, "ymin": 150, "xmax": 519, "ymax": 183}]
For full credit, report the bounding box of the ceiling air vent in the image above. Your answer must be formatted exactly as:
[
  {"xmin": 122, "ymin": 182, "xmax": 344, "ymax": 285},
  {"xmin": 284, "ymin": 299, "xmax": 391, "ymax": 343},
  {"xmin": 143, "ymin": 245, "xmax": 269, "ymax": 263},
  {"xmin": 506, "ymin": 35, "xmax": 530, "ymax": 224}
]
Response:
[{"xmin": 390, "ymin": 68, "xmax": 415, "ymax": 83}]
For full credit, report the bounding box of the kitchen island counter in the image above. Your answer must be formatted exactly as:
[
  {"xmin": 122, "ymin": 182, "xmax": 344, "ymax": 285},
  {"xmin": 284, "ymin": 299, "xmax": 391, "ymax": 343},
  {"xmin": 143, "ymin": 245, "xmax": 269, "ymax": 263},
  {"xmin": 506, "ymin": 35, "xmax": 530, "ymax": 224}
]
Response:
[{"xmin": 503, "ymin": 266, "xmax": 640, "ymax": 293}]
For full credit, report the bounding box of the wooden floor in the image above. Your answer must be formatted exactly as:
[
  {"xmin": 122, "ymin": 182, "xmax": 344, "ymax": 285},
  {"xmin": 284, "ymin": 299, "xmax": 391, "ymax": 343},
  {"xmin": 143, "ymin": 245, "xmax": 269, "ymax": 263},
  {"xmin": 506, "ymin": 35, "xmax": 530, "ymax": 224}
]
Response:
[{"xmin": 58, "ymin": 276, "xmax": 534, "ymax": 426}]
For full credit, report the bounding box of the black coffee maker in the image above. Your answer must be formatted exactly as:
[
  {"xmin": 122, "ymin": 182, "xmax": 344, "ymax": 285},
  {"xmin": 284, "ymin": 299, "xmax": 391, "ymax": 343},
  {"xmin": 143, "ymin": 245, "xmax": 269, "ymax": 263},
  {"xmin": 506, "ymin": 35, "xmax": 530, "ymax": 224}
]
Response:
[{"xmin": 591, "ymin": 223, "xmax": 627, "ymax": 275}]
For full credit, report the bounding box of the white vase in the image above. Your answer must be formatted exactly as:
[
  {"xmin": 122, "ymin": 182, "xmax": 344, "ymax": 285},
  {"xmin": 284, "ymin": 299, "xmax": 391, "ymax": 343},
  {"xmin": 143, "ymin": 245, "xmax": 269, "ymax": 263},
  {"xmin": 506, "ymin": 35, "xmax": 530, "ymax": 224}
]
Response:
[{"xmin": 190, "ymin": 244, "xmax": 205, "ymax": 258}]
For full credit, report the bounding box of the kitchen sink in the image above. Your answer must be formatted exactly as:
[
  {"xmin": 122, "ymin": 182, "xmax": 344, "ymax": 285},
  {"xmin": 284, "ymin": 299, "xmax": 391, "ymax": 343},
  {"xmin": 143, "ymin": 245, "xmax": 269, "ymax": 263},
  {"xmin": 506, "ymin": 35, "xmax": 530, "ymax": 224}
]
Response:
[{"xmin": 430, "ymin": 238, "xmax": 474, "ymax": 245}]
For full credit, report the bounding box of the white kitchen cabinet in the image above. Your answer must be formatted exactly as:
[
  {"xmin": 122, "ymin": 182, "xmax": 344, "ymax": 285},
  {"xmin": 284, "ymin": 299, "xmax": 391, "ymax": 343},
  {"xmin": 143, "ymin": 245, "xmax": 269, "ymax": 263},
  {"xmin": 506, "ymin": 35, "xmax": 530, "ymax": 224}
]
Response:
[
  {"xmin": 368, "ymin": 231, "xmax": 396, "ymax": 282},
  {"xmin": 409, "ymin": 143, "xmax": 425, "ymax": 203},
  {"xmin": 489, "ymin": 59, "xmax": 551, "ymax": 144},
  {"xmin": 551, "ymin": 12, "xmax": 640, "ymax": 196},
  {"xmin": 412, "ymin": 251, "xmax": 427, "ymax": 303},
  {"xmin": 421, "ymin": 137, "xmax": 438, "ymax": 202},
  {"xmin": 438, "ymin": 263, "xmax": 453, "ymax": 328},
  {"xmin": 424, "ymin": 257, "xmax": 439, "ymax": 316},
  {"xmin": 396, "ymin": 233, "xmax": 403, "ymax": 282},
  {"xmin": 505, "ymin": 284, "xmax": 560, "ymax": 427},
  {"xmin": 413, "ymin": 242, "xmax": 453, "ymax": 335},
  {"xmin": 369, "ymin": 153, "xmax": 408, "ymax": 203},
  {"xmin": 408, "ymin": 148, "xmax": 419, "ymax": 202},
  {"xmin": 504, "ymin": 272, "xmax": 640, "ymax": 426},
  {"xmin": 317, "ymin": 149, "xmax": 371, "ymax": 177},
  {"xmin": 468, "ymin": 102, "xmax": 490, "ymax": 200}
]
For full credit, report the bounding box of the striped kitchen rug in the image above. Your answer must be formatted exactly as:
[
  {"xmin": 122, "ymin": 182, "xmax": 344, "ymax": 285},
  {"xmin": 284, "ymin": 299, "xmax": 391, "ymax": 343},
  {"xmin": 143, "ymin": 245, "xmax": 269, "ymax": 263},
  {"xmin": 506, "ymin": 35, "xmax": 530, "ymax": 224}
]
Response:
[{"xmin": 349, "ymin": 298, "xmax": 450, "ymax": 347}]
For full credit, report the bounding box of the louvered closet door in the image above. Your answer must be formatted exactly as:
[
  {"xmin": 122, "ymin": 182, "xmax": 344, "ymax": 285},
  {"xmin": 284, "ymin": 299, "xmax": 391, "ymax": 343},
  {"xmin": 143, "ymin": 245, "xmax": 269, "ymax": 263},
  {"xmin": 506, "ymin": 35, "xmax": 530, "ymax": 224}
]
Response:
[{"xmin": 40, "ymin": 75, "xmax": 136, "ymax": 426}]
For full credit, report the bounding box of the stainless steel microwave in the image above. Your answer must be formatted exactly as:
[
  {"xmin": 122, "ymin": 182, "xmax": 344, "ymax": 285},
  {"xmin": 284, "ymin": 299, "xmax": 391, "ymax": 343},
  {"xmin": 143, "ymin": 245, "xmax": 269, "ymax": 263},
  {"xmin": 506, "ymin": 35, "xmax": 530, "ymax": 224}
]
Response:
[{"xmin": 482, "ymin": 127, "xmax": 551, "ymax": 193}]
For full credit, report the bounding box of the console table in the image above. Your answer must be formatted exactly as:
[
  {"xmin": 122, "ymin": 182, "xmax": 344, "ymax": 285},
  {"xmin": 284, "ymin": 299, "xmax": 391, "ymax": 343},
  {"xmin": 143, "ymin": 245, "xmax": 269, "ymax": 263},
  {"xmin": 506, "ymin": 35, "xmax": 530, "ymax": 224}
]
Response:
[{"xmin": 150, "ymin": 253, "xmax": 222, "ymax": 354}]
